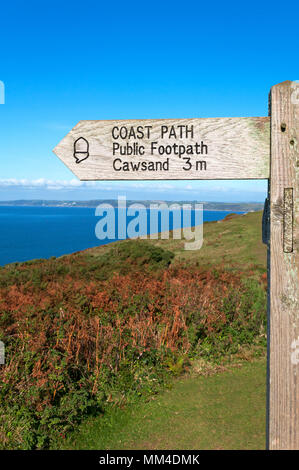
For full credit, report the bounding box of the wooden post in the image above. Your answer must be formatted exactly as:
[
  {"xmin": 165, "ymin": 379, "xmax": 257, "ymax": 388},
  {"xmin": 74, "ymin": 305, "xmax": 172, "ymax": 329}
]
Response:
[{"xmin": 268, "ymin": 80, "xmax": 299, "ymax": 449}]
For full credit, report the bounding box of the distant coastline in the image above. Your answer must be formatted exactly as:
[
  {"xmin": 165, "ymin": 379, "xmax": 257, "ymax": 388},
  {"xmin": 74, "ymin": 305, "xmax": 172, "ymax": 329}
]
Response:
[
  {"xmin": 0, "ymin": 205, "xmax": 246, "ymax": 266},
  {"xmin": 0, "ymin": 199, "xmax": 264, "ymax": 212}
]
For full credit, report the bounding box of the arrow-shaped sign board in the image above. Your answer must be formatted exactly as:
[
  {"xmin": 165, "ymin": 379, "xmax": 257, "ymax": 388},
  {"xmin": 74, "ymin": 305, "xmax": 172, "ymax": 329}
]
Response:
[{"xmin": 53, "ymin": 117, "xmax": 270, "ymax": 180}]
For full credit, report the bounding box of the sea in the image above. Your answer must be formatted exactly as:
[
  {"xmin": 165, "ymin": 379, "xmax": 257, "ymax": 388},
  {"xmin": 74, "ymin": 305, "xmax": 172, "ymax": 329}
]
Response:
[{"xmin": 0, "ymin": 206, "xmax": 244, "ymax": 266}]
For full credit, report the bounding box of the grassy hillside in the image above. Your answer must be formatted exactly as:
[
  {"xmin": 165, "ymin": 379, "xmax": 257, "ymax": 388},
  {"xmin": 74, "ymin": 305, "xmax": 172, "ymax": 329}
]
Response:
[
  {"xmin": 63, "ymin": 359, "xmax": 266, "ymax": 450},
  {"xmin": 84, "ymin": 210, "xmax": 266, "ymax": 273},
  {"xmin": 0, "ymin": 212, "xmax": 267, "ymax": 449}
]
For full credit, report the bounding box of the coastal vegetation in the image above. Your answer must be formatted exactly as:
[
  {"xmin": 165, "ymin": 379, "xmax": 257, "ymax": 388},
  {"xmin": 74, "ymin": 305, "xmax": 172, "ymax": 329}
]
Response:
[{"xmin": 0, "ymin": 211, "xmax": 267, "ymax": 449}]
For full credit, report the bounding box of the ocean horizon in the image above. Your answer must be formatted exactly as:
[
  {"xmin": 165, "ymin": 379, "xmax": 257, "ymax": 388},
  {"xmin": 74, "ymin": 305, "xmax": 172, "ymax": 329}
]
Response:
[{"xmin": 0, "ymin": 205, "xmax": 244, "ymax": 266}]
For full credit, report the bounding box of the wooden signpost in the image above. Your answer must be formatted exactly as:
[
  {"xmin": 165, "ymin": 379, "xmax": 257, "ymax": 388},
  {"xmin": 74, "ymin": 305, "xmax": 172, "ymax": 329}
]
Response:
[
  {"xmin": 54, "ymin": 117, "xmax": 270, "ymax": 180},
  {"xmin": 54, "ymin": 80, "xmax": 299, "ymax": 450}
]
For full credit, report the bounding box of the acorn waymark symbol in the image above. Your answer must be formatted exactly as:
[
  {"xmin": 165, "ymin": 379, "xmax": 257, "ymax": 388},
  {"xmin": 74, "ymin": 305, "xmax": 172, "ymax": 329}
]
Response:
[{"xmin": 73, "ymin": 137, "xmax": 89, "ymax": 164}]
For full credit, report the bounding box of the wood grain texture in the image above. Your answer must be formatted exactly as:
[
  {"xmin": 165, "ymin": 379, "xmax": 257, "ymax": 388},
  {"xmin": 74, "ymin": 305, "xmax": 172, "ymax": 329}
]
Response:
[
  {"xmin": 284, "ymin": 188, "xmax": 294, "ymax": 253},
  {"xmin": 53, "ymin": 117, "xmax": 270, "ymax": 180},
  {"xmin": 268, "ymin": 80, "xmax": 299, "ymax": 449}
]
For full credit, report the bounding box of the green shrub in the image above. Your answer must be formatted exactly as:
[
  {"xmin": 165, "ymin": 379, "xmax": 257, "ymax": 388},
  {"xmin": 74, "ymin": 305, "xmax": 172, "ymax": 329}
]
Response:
[{"xmin": 0, "ymin": 250, "xmax": 266, "ymax": 449}]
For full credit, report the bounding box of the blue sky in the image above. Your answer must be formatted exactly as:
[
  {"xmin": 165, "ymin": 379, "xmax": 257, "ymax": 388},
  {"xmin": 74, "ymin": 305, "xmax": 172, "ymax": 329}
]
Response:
[{"xmin": 0, "ymin": 0, "xmax": 298, "ymax": 202}]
